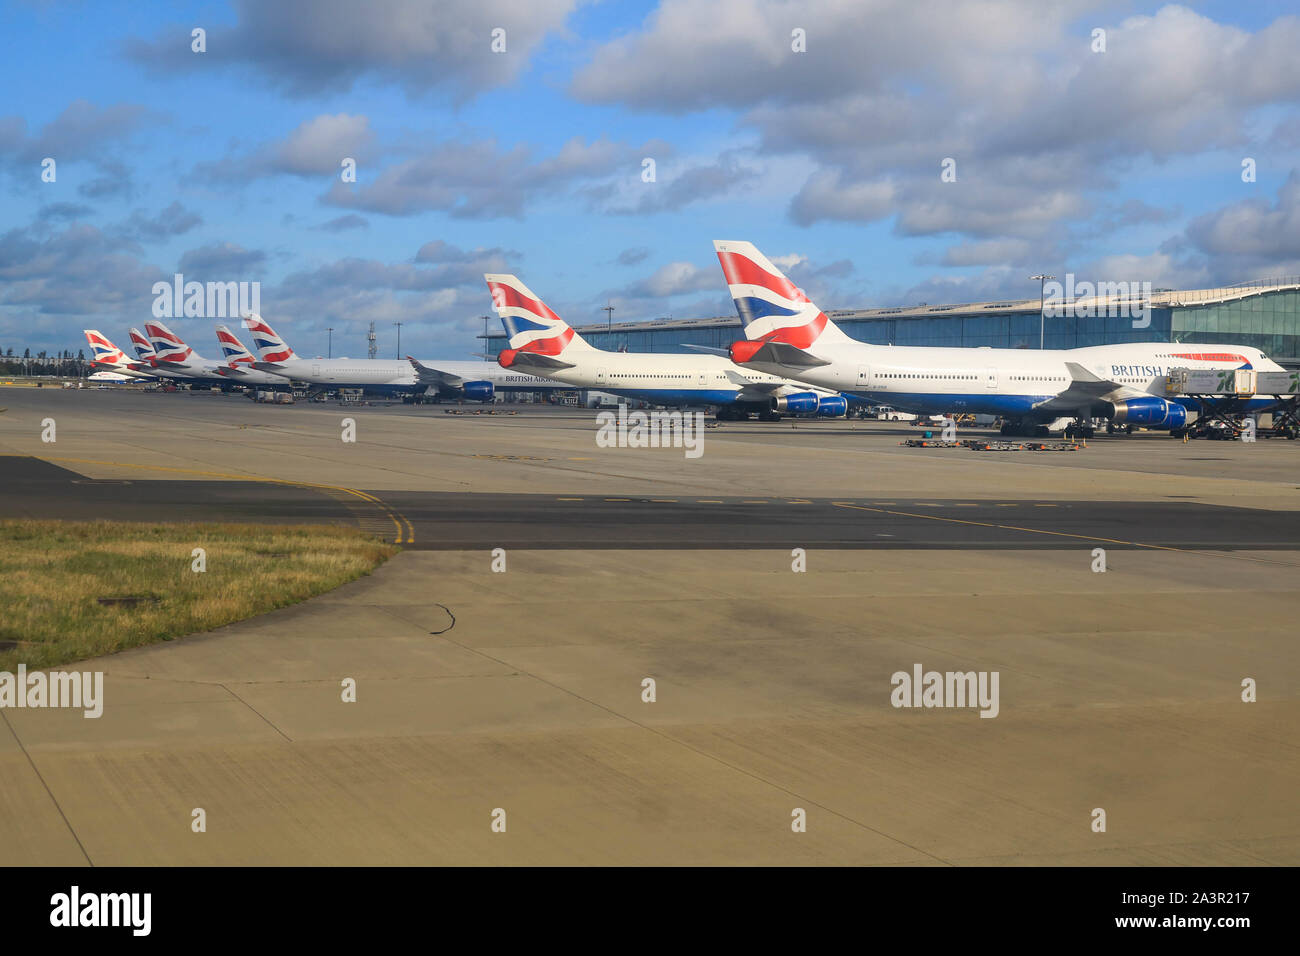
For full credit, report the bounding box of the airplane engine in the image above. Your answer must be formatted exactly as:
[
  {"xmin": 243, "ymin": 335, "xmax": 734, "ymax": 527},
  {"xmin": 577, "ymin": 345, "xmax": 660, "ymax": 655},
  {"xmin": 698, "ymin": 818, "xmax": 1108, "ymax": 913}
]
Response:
[
  {"xmin": 462, "ymin": 380, "xmax": 495, "ymax": 402},
  {"xmin": 815, "ymin": 395, "xmax": 848, "ymax": 418},
  {"xmin": 1109, "ymin": 396, "xmax": 1187, "ymax": 429},
  {"xmin": 772, "ymin": 391, "xmax": 819, "ymax": 413}
]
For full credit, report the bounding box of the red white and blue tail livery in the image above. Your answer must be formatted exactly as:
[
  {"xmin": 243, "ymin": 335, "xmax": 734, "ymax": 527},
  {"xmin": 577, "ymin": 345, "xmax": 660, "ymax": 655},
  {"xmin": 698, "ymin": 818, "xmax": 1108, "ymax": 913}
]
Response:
[
  {"xmin": 714, "ymin": 240, "xmax": 850, "ymax": 365},
  {"xmin": 83, "ymin": 330, "xmax": 131, "ymax": 367},
  {"xmin": 129, "ymin": 327, "xmax": 158, "ymax": 364},
  {"xmin": 144, "ymin": 320, "xmax": 195, "ymax": 364},
  {"xmin": 215, "ymin": 325, "xmax": 257, "ymax": 366},
  {"xmin": 485, "ymin": 273, "xmax": 592, "ymax": 370},
  {"xmin": 83, "ymin": 330, "xmax": 153, "ymax": 379},
  {"xmin": 242, "ymin": 313, "xmax": 297, "ymax": 364}
]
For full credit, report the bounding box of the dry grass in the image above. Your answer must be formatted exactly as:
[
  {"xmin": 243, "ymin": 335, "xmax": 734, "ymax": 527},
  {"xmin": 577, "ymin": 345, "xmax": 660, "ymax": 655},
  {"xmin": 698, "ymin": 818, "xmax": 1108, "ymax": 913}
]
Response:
[{"xmin": 0, "ymin": 520, "xmax": 398, "ymax": 670}]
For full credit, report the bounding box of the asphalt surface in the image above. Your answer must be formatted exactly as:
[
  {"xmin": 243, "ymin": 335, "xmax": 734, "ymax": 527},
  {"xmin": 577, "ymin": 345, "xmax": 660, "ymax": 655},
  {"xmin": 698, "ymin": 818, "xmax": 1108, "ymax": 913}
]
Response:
[
  {"xmin": 1, "ymin": 393, "xmax": 1297, "ymax": 866},
  {"xmin": 4, "ymin": 455, "xmax": 1299, "ymax": 551}
]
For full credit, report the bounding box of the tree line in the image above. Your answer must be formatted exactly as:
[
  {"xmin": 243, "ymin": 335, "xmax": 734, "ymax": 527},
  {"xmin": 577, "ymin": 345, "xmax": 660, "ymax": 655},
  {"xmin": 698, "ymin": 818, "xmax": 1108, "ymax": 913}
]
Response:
[{"xmin": 0, "ymin": 348, "xmax": 90, "ymax": 377}]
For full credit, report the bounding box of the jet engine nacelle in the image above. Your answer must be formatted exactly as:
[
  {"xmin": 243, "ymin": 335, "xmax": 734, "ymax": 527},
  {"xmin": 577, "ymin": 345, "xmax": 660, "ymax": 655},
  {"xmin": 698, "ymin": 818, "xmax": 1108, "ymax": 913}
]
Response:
[
  {"xmin": 772, "ymin": 391, "xmax": 820, "ymax": 413},
  {"xmin": 1109, "ymin": 396, "xmax": 1187, "ymax": 429},
  {"xmin": 462, "ymin": 380, "xmax": 495, "ymax": 402},
  {"xmin": 815, "ymin": 395, "xmax": 848, "ymax": 418}
]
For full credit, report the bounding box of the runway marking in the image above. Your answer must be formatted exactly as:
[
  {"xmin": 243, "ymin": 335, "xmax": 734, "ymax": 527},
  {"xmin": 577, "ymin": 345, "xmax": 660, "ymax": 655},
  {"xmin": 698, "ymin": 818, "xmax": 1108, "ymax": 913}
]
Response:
[
  {"xmin": 697, "ymin": 499, "xmax": 724, "ymax": 504},
  {"xmin": 337, "ymin": 487, "xmax": 414, "ymax": 544},
  {"xmin": 556, "ymin": 497, "xmax": 584, "ymax": 501},
  {"xmin": 1033, "ymin": 503, "xmax": 1058, "ymax": 508},
  {"xmin": 9, "ymin": 454, "xmax": 414, "ymax": 545},
  {"xmin": 605, "ymin": 498, "xmax": 631, "ymax": 502},
  {"xmin": 786, "ymin": 499, "xmax": 813, "ymax": 504},
  {"xmin": 650, "ymin": 498, "xmax": 678, "ymax": 503},
  {"xmin": 743, "ymin": 500, "xmax": 769, "ymax": 504},
  {"xmin": 833, "ymin": 501, "xmax": 1197, "ymax": 555}
]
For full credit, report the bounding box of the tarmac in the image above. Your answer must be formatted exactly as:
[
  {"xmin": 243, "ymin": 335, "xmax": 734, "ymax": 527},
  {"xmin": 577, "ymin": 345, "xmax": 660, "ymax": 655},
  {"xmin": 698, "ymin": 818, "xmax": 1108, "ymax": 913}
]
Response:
[{"xmin": 0, "ymin": 388, "xmax": 1296, "ymax": 865}]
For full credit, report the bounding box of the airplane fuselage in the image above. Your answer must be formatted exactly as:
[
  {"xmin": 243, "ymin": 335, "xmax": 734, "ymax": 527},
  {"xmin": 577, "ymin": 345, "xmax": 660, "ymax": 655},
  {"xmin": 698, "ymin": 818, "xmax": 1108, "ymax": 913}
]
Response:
[
  {"xmin": 265, "ymin": 358, "xmax": 564, "ymax": 395},
  {"xmin": 511, "ymin": 350, "xmax": 839, "ymax": 406},
  {"xmin": 744, "ymin": 342, "xmax": 1284, "ymax": 419}
]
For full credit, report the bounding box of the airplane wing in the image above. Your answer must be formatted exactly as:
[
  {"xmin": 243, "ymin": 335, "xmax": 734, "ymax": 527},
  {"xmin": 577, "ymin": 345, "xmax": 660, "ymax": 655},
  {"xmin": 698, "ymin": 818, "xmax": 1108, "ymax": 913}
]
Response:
[
  {"xmin": 721, "ymin": 369, "xmax": 837, "ymax": 403},
  {"xmin": 252, "ymin": 361, "xmax": 286, "ymax": 372},
  {"xmin": 1033, "ymin": 361, "xmax": 1147, "ymax": 411},
  {"xmin": 407, "ymin": 356, "xmax": 467, "ymax": 387},
  {"xmin": 720, "ymin": 369, "xmax": 785, "ymax": 392}
]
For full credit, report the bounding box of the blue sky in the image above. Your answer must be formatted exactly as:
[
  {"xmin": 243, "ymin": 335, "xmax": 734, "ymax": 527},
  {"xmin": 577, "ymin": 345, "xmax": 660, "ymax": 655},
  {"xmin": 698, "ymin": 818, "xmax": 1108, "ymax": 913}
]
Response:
[{"xmin": 3, "ymin": 0, "xmax": 1299, "ymax": 358}]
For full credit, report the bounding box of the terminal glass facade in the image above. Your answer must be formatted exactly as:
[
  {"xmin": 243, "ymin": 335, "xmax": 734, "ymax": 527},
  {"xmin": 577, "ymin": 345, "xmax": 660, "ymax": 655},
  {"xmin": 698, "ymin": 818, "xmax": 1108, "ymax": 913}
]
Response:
[{"xmin": 1171, "ymin": 291, "xmax": 1300, "ymax": 360}]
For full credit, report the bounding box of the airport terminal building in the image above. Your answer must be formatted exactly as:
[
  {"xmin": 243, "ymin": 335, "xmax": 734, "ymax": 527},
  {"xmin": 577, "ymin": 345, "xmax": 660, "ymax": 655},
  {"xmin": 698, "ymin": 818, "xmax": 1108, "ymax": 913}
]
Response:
[{"xmin": 483, "ymin": 278, "xmax": 1300, "ymax": 366}]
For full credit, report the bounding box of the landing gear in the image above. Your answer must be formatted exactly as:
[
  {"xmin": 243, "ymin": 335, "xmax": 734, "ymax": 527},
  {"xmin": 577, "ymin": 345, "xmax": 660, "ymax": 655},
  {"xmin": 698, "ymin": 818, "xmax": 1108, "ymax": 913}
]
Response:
[
  {"xmin": 1000, "ymin": 420, "xmax": 1049, "ymax": 437},
  {"xmin": 758, "ymin": 410, "xmax": 782, "ymax": 422},
  {"xmin": 1063, "ymin": 421, "xmax": 1095, "ymax": 440},
  {"xmin": 715, "ymin": 407, "xmax": 753, "ymax": 422}
]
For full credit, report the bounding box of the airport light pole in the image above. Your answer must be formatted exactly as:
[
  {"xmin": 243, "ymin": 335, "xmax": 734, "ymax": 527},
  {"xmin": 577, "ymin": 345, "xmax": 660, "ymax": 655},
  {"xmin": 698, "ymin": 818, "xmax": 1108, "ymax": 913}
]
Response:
[
  {"xmin": 393, "ymin": 322, "xmax": 402, "ymax": 358},
  {"xmin": 327, "ymin": 327, "xmax": 333, "ymax": 359},
  {"xmin": 1030, "ymin": 274, "xmax": 1055, "ymax": 349}
]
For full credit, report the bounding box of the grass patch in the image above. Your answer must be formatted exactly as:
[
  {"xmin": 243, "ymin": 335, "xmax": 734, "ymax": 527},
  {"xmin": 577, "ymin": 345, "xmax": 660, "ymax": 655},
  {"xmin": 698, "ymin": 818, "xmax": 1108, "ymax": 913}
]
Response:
[{"xmin": 0, "ymin": 520, "xmax": 398, "ymax": 670}]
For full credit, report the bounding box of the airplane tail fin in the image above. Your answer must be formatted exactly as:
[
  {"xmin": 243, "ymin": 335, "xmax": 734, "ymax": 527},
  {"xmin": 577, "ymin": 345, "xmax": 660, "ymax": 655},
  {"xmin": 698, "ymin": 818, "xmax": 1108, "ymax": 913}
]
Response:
[
  {"xmin": 143, "ymin": 320, "xmax": 195, "ymax": 363},
  {"xmin": 215, "ymin": 324, "xmax": 257, "ymax": 366},
  {"xmin": 713, "ymin": 240, "xmax": 851, "ymax": 362},
  {"xmin": 128, "ymin": 328, "xmax": 157, "ymax": 363},
  {"xmin": 484, "ymin": 273, "xmax": 595, "ymax": 369},
  {"xmin": 242, "ymin": 313, "xmax": 297, "ymax": 363},
  {"xmin": 83, "ymin": 330, "xmax": 128, "ymax": 366}
]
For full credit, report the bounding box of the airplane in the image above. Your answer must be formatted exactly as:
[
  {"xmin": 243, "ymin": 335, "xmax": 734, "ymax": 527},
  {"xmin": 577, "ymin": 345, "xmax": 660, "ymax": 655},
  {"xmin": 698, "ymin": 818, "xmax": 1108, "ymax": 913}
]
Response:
[
  {"xmin": 240, "ymin": 313, "xmax": 566, "ymax": 401},
  {"xmin": 712, "ymin": 240, "xmax": 1286, "ymax": 437},
  {"xmin": 82, "ymin": 330, "xmax": 155, "ymax": 381},
  {"xmin": 484, "ymin": 272, "xmax": 849, "ymax": 419},
  {"xmin": 86, "ymin": 370, "xmax": 137, "ymax": 384},
  {"xmin": 143, "ymin": 319, "xmax": 290, "ymax": 387}
]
